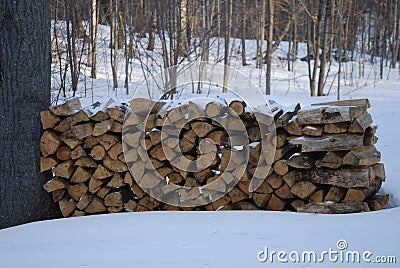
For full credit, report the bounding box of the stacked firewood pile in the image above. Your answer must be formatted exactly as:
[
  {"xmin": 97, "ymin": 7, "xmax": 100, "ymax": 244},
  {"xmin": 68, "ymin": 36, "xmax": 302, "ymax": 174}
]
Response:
[
  {"xmin": 282, "ymin": 99, "xmax": 388, "ymax": 213},
  {"xmin": 40, "ymin": 97, "xmax": 389, "ymax": 217}
]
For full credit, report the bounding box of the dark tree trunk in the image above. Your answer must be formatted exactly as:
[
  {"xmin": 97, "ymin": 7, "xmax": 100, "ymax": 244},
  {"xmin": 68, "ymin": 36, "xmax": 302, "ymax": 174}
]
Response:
[{"xmin": 0, "ymin": 0, "xmax": 60, "ymax": 229}]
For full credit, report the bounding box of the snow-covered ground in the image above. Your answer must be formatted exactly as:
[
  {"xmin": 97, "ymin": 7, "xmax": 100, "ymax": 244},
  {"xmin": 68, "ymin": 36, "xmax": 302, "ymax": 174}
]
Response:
[
  {"xmin": 0, "ymin": 209, "xmax": 399, "ymax": 267},
  {"xmin": 1, "ymin": 24, "xmax": 399, "ymax": 267}
]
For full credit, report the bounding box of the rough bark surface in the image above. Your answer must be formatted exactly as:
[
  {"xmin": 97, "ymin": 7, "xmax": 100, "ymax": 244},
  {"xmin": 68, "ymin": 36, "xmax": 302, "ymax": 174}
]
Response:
[{"xmin": 0, "ymin": 0, "xmax": 60, "ymax": 229}]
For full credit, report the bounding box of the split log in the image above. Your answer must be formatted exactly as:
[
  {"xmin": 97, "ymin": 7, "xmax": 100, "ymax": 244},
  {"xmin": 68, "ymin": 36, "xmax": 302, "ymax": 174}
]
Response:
[
  {"xmin": 273, "ymin": 160, "xmax": 289, "ymax": 175},
  {"xmin": 93, "ymin": 119, "xmax": 114, "ymax": 136},
  {"xmin": 208, "ymin": 196, "xmax": 231, "ymax": 211},
  {"xmin": 71, "ymin": 145, "xmax": 86, "ymax": 159},
  {"xmin": 289, "ymin": 133, "xmax": 364, "ymax": 152},
  {"xmin": 291, "ymin": 199, "xmax": 306, "ymax": 211},
  {"xmin": 90, "ymin": 111, "xmax": 110, "ymax": 122},
  {"xmin": 348, "ymin": 111, "xmax": 373, "ymax": 133},
  {"xmin": 139, "ymin": 172, "xmax": 163, "ymax": 189},
  {"xmin": 40, "ymin": 130, "xmax": 62, "ymax": 157},
  {"xmin": 75, "ymin": 157, "xmax": 98, "ymax": 168},
  {"xmin": 40, "ymin": 157, "xmax": 58, "ymax": 172},
  {"xmin": 56, "ymin": 146, "xmax": 72, "ymax": 161},
  {"xmin": 54, "ymin": 110, "xmax": 90, "ymax": 133},
  {"xmin": 193, "ymin": 168, "xmax": 214, "ymax": 184},
  {"xmin": 315, "ymin": 151, "xmax": 345, "ymax": 169},
  {"xmin": 92, "ymin": 165, "xmax": 113, "ymax": 180},
  {"xmin": 168, "ymin": 172, "xmax": 185, "ymax": 185},
  {"xmin": 188, "ymin": 101, "xmax": 205, "ymax": 119},
  {"xmin": 145, "ymin": 114, "xmax": 158, "ymax": 130},
  {"xmin": 302, "ymin": 125, "xmax": 323, "ymax": 136},
  {"xmin": 49, "ymin": 98, "xmax": 81, "ymax": 116},
  {"xmin": 311, "ymin": 98, "xmax": 371, "ymax": 108},
  {"xmin": 207, "ymin": 130, "xmax": 227, "ymax": 146},
  {"xmin": 96, "ymin": 187, "xmax": 111, "ymax": 199},
  {"xmin": 53, "ymin": 160, "xmax": 75, "ymax": 179},
  {"xmin": 106, "ymin": 107, "xmax": 126, "ymax": 123},
  {"xmin": 248, "ymin": 126, "xmax": 261, "ymax": 142},
  {"xmin": 108, "ymin": 142, "xmax": 123, "ymax": 160},
  {"xmin": 43, "ymin": 178, "xmax": 68, "ymax": 192},
  {"xmin": 367, "ymin": 194, "xmax": 389, "ymax": 211},
  {"xmin": 59, "ymin": 136, "xmax": 82, "ymax": 149},
  {"xmin": 84, "ymin": 136, "xmax": 99, "ymax": 149},
  {"xmin": 67, "ymin": 183, "xmax": 88, "ymax": 201},
  {"xmin": 124, "ymin": 199, "xmax": 142, "ymax": 212},
  {"xmin": 107, "ymin": 173, "xmax": 124, "ymax": 188},
  {"xmin": 165, "ymin": 105, "xmax": 187, "ymax": 124},
  {"xmin": 342, "ymin": 178, "xmax": 382, "ymax": 203},
  {"xmin": 266, "ymin": 194, "xmax": 286, "ymax": 211},
  {"xmin": 297, "ymin": 106, "xmax": 364, "ymax": 125},
  {"xmin": 273, "ymin": 144, "xmax": 291, "ymax": 162},
  {"xmin": 275, "ymin": 103, "xmax": 301, "ymax": 127},
  {"xmin": 88, "ymin": 177, "xmax": 105, "ymax": 194},
  {"xmin": 228, "ymin": 187, "xmax": 248, "ymax": 203},
  {"xmin": 252, "ymin": 192, "xmax": 271, "ymax": 208},
  {"xmin": 304, "ymin": 167, "xmax": 371, "ymax": 188},
  {"xmin": 71, "ymin": 166, "xmax": 92, "ymax": 183},
  {"xmin": 290, "ymin": 181, "xmax": 318, "ymax": 200},
  {"xmin": 296, "ymin": 202, "xmax": 370, "ymax": 214},
  {"xmin": 139, "ymin": 196, "xmax": 160, "ymax": 210},
  {"xmin": 68, "ymin": 123, "xmax": 94, "ymax": 140},
  {"xmin": 96, "ymin": 133, "xmax": 119, "ymax": 150},
  {"xmin": 59, "ymin": 198, "xmax": 76, "ymax": 217},
  {"xmin": 254, "ymin": 179, "xmax": 274, "ymax": 194},
  {"xmin": 372, "ymin": 163, "xmax": 386, "ymax": 181},
  {"xmin": 76, "ymin": 194, "xmax": 94, "ymax": 211},
  {"xmin": 275, "ymin": 183, "xmax": 296, "ymax": 199},
  {"xmin": 342, "ymin": 146, "xmax": 381, "ymax": 166},
  {"xmin": 324, "ymin": 186, "xmax": 346, "ymax": 202},
  {"xmin": 229, "ymin": 100, "xmax": 246, "ymax": 116},
  {"xmin": 231, "ymin": 201, "xmax": 259, "ymax": 210},
  {"xmin": 284, "ymin": 118, "xmax": 303, "ymax": 136},
  {"xmin": 266, "ymin": 173, "xmax": 284, "ymax": 189},
  {"xmin": 276, "ymin": 131, "xmax": 289, "ymax": 148},
  {"xmin": 309, "ymin": 189, "xmax": 326, "ymax": 203},
  {"xmin": 104, "ymin": 192, "xmax": 123, "ymax": 207},
  {"xmin": 149, "ymin": 129, "xmax": 162, "ymax": 146},
  {"xmin": 282, "ymin": 170, "xmax": 302, "ymax": 187},
  {"xmin": 287, "ymin": 153, "xmax": 314, "ymax": 169},
  {"xmin": 111, "ymin": 121, "xmax": 122, "ymax": 133},
  {"xmin": 103, "ymin": 157, "xmax": 128, "ymax": 172},
  {"xmin": 323, "ymin": 122, "xmax": 348, "ymax": 133},
  {"xmin": 40, "ymin": 111, "xmax": 61, "ymax": 129},
  {"xmin": 131, "ymin": 180, "xmax": 145, "ymax": 198},
  {"xmin": 364, "ymin": 126, "xmax": 378, "ymax": 146},
  {"xmin": 191, "ymin": 121, "xmax": 216, "ymax": 137},
  {"xmin": 52, "ymin": 189, "xmax": 65, "ymax": 202},
  {"xmin": 91, "ymin": 144, "xmax": 106, "ymax": 161},
  {"xmin": 85, "ymin": 197, "xmax": 107, "ymax": 213},
  {"xmin": 205, "ymin": 101, "xmax": 224, "ymax": 117}
]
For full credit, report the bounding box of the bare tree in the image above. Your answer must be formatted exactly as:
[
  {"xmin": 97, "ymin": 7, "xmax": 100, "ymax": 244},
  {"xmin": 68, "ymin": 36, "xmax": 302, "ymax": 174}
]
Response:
[
  {"xmin": 223, "ymin": 0, "xmax": 232, "ymax": 93},
  {"xmin": 88, "ymin": 0, "xmax": 98, "ymax": 78}
]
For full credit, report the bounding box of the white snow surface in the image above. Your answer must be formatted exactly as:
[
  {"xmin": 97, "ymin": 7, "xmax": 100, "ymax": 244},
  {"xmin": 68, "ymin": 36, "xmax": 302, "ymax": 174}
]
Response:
[{"xmin": 0, "ymin": 209, "xmax": 399, "ymax": 267}]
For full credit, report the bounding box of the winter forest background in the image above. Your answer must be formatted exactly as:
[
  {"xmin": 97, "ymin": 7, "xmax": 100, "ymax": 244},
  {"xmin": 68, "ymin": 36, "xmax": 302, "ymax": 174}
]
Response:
[{"xmin": 50, "ymin": 0, "xmax": 400, "ymax": 103}]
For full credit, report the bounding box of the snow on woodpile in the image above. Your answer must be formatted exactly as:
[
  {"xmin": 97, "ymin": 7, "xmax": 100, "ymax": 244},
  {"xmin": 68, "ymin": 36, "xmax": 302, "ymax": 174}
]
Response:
[{"xmin": 39, "ymin": 97, "xmax": 388, "ymax": 217}]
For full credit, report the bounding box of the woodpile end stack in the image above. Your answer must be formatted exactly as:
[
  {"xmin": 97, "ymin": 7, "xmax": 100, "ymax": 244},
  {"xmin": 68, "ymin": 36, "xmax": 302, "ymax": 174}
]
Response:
[{"xmin": 39, "ymin": 97, "xmax": 389, "ymax": 217}]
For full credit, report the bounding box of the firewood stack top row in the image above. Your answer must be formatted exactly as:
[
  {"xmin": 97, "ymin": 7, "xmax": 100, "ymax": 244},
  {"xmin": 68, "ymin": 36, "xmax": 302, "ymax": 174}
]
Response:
[{"xmin": 40, "ymin": 97, "xmax": 389, "ymax": 217}]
